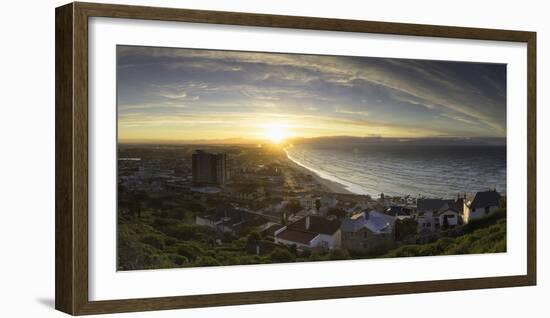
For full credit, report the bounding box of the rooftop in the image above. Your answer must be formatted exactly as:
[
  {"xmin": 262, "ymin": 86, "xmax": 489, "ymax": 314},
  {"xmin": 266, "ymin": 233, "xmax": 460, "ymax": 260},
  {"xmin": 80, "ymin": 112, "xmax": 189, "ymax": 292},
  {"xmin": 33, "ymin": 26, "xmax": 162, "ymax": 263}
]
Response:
[
  {"xmin": 341, "ymin": 211, "xmax": 396, "ymax": 234},
  {"xmin": 276, "ymin": 228, "xmax": 319, "ymax": 245},
  {"xmin": 261, "ymin": 223, "xmax": 285, "ymax": 237},
  {"xmin": 470, "ymin": 190, "xmax": 502, "ymax": 209},
  {"xmin": 287, "ymin": 215, "xmax": 341, "ymax": 235},
  {"xmin": 341, "ymin": 213, "xmax": 367, "ymax": 232},
  {"xmin": 365, "ymin": 211, "xmax": 395, "ymax": 234}
]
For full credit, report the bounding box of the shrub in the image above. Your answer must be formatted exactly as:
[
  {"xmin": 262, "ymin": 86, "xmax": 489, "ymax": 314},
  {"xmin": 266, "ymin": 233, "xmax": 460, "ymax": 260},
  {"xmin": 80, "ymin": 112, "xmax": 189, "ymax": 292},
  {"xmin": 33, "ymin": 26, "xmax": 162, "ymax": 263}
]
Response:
[
  {"xmin": 196, "ymin": 256, "xmax": 221, "ymax": 267},
  {"xmin": 140, "ymin": 234, "xmax": 165, "ymax": 250},
  {"xmin": 165, "ymin": 237, "xmax": 177, "ymax": 246},
  {"xmin": 308, "ymin": 251, "xmax": 326, "ymax": 261},
  {"xmin": 246, "ymin": 231, "xmax": 262, "ymax": 246},
  {"xmin": 328, "ymin": 249, "xmax": 351, "ymax": 260},
  {"xmin": 171, "ymin": 254, "xmax": 188, "ymax": 265},
  {"xmin": 385, "ymin": 220, "xmax": 506, "ymax": 258},
  {"xmin": 269, "ymin": 248, "xmax": 296, "ymax": 263},
  {"xmin": 177, "ymin": 242, "xmax": 203, "ymax": 261},
  {"xmin": 183, "ymin": 201, "xmax": 205, "ymax": 214}
]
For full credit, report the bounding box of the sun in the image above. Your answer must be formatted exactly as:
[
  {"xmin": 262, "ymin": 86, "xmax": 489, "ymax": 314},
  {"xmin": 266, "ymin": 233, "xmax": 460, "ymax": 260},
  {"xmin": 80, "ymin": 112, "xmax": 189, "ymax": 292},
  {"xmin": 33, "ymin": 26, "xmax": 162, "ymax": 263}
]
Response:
[{"xmin": 262, "ymin": 122, "xmax": 290, "ymax": 144}]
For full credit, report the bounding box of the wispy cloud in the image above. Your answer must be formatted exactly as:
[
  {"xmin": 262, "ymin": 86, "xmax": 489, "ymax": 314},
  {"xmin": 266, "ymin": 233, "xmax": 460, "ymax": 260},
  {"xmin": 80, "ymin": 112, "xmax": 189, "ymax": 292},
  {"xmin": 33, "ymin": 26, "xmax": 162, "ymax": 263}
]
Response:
[{"xmin": 117, "ymin": 46, "xmax": 506, "ymax": 140}]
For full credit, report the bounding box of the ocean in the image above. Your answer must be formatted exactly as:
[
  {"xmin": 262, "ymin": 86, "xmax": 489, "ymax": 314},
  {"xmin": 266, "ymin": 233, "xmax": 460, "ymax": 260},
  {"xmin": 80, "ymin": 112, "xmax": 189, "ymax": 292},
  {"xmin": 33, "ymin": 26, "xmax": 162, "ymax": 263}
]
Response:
[{"xmin": 285, "ymin": 144, "xmax": 506, "ymax": 199}]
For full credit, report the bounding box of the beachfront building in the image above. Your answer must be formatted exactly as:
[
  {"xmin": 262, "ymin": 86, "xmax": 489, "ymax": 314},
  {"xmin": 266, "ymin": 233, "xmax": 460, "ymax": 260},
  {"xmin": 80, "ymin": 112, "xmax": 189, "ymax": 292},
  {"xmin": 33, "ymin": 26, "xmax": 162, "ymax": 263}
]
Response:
[
  {"xmin": 416, "ymin": 199, "xmax": 460, "ymax": 232},
  {"xmin": 340, "ymin": 211, "xmax": 395, "ymax": 254},
  {"xmin": 463, "ymin": 190, "xmax": 502, "ymax": 223},
  {"xmin": 191, "ymin": 150, "xmax": 227, "ymax": 186},
  {"xmin": 274, "ymin": 215, "xmax": 341, "ymax": 251}
]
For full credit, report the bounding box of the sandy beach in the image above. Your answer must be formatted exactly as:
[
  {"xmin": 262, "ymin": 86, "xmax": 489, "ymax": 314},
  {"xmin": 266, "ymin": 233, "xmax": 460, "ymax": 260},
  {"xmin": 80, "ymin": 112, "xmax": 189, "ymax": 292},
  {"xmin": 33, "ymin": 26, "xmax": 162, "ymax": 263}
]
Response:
[{"xmin": 282, "ymin": 151, "xmax": 352, "ymax": 195}]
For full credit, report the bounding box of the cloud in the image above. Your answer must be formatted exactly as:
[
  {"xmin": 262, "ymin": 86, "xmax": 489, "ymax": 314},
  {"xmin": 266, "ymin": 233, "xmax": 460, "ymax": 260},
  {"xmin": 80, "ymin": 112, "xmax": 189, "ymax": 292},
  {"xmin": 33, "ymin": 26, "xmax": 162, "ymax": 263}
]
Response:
[
  {"xmin": 334, "ymin": 107, "xmax": 369, "ymax": 117},
  {"xmin": 117, "ymin": 45, "xmax": 506, "ymax": 139}
]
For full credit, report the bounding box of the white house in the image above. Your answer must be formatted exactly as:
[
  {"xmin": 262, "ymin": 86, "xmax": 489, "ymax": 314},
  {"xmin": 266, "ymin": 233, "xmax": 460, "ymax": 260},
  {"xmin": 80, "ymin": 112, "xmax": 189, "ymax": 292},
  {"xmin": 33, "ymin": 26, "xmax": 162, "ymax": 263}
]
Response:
[
  {"xmin": 436, "ymin": 202, "xmax": 459, "ymax": 228},
  {"xmin": 463, "ymin": 190, "xmax": 502, "ymax": 223},
  {"xmin": 274, "ymin": 215, "xmax": 341, "ymax": 251},
  {"xmin": 416, "ymin": 199, "xmax": 459, "ymax": 232}
]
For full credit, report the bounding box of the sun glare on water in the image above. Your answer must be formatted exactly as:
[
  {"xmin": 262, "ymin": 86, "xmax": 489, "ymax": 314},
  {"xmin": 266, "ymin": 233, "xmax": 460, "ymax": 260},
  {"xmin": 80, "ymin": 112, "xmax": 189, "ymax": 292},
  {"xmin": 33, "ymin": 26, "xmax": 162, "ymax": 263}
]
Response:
[{"xmin": 262, "ymin": 122, "xmax": 291, "ymax": 144}]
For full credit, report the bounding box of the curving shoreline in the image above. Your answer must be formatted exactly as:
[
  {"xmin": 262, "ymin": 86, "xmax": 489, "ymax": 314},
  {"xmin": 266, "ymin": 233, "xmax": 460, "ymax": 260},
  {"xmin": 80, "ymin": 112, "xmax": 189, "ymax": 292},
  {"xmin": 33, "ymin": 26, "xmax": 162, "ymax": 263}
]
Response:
[{"xmin": 283, "ymin": 148, "xmax": 358, "ymax": 195}]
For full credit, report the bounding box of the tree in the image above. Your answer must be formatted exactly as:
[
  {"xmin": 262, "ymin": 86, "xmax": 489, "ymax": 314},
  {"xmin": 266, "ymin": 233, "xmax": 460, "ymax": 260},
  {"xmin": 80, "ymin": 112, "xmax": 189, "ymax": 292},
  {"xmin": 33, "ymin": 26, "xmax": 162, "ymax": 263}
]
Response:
[
  {"xmin": 196, "ymin": 256, "xmax": 221, "ymax": 267},
  {"xmin": 246, "ymin": 231, "xmax": 261, "ymax": 247},
  {"xmin": 328, "ymin": 249, "xmax": 351, "ymax": 260},
  {"xmin": 269, "ymin": 248, "xmax": 296, "ymax": 263},
  {"xmin": 285, "ymin": 200, "xmax": 303, "ymax": 216},
  {"xmin": 289, "ymin": 244, "xmax": 298, "ymax": 256},
  {"xmin": 328, "ymin": 208, "xmax": 346, "ymax": 220},
  {"xmin": 130, "ymin": 191, "xmax": 147, "ymax": 218},
  {"xmin": 394, "ymin": 218, "xmax": 418, "ymax": 241}
]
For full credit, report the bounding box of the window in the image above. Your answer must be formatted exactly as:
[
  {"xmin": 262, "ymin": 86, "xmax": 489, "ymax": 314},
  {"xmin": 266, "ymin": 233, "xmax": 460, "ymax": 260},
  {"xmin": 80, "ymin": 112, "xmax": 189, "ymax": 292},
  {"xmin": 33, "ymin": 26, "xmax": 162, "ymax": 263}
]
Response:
[{"xmin": 485, "ymin": 206, "xmax": 490, "ymax": 215}]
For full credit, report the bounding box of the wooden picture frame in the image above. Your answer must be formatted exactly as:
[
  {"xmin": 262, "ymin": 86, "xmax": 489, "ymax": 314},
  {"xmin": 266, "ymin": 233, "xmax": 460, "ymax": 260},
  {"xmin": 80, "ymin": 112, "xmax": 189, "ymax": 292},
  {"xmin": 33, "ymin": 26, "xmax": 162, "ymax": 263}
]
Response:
[{"xmin": 55, "ymin": 2, "xmax": 536, "ymax": 315}]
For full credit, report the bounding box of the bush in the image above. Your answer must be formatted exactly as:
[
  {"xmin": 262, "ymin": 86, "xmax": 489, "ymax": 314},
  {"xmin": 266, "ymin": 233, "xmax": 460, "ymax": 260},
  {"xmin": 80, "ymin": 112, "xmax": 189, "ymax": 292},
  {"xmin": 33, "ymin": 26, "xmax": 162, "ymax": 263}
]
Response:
[
  {"xmin": 269, "ymin": 248, "xmax": 296, "ymax": 263},
  {"xmin": 165, "ymin": 237, "xmax": 177, "ymax": 246},
  {"xmin": 327, "ymin": 208, "xmax": 346, "ymax": 220},
  {"xmin": 385, "ymin": 220, "xmax": 506, "ymax": 258},
  {"xmin": 171, "ymin": 254, "xmax": 188, "ymax": 265},
  {"xmin": 463, "ymin": 208, "xmax": 506, "ymax": 233},
  {"xmin": 394, "ymin": 218, "xmax": 418, "ymax": 241},
  {"xmin": 183, "ymin": 201, "xmax": 205, "ymax": 214},
  {"xmin": 308, "ymin": 251, "xmax": 326, "ymax": 261},
  {"xmin": 140, "ymin": 234, "xmax": 165, "ymax": 250},
  {"xmin": 177, "ymin": 242, "xmax": 204, "ymax": 261},
  {"xmin": 328, "ymin": 249, "xmax": 351, "ymax": 260},
  {"xmin": 195, "ymin": 256, "xmax": 221, "ymax": 267},
  {"xmin": 246, "ymin": 231, "xmax": 262, "ymax": 246}
]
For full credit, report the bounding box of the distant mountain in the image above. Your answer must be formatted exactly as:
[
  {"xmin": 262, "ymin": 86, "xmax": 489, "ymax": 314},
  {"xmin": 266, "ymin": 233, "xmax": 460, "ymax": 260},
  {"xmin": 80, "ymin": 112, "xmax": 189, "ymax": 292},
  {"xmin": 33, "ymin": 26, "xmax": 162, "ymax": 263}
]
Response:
[
  {"xmin": 288, "ymin": 136, "xmax": 506, "ymax": 147},
  {"xmin": 119, "ymin": 135, "xmax": 506, "ymax": 147}
]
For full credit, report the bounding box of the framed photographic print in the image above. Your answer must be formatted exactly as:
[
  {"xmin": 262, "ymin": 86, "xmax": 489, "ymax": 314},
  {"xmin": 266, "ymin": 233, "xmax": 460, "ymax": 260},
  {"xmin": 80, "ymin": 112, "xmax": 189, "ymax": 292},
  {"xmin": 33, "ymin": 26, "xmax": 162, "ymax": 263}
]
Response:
[{"xmin": 55, "ymin": 2, "xmax": 536, "ymax": 315}]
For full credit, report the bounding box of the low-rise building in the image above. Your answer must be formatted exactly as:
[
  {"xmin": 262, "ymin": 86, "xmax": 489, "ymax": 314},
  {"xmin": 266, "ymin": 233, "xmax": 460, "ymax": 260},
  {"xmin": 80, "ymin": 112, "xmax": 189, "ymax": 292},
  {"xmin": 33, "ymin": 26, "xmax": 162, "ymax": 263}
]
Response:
[
  {"xmin": 385, "ymin": 205, "xmax": 414, "ymax": 220},
  {"xmin": 274, "ymin": 215, "xmax": 341, "ymax": 251},
  {"xmin": 196, "ymin": 207, "xmax": 269, "ymax": 235},
  {"xmin": 416, "ymin": 199, "xmax": 459, "ymax": 232},
  {"xmin": 463, "ymin": 190, "xmax": 502, "ymax": 223},
  {"xmin": 340, "ymin": 211, "xmax": 395, "ymax": 253}
]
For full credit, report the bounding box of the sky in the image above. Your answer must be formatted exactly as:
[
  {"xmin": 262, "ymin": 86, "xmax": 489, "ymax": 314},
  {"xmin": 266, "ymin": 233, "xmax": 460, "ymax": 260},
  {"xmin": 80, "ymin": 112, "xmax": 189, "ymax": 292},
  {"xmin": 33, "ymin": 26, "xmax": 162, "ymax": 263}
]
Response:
[{"xmin": 117, "ymin": 45, "xmax": 506, "ymax": 143}]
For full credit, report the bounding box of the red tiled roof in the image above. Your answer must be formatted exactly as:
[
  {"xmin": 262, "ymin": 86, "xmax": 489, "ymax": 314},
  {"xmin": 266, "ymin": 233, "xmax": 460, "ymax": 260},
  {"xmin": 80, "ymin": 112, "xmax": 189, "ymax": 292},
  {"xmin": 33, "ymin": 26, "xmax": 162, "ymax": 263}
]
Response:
[{"xmin": 276, "ymin": 228, "xmax": 318, "ymax": 245}]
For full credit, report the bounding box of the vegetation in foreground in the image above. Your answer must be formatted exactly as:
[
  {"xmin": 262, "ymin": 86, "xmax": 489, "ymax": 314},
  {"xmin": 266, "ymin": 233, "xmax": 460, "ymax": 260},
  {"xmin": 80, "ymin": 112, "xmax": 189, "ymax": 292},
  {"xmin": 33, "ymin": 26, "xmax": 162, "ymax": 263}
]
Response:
[
  {"xmin": 384, "ymin": 209, "xmax": 506, "ymax": 257},
  {"xmin": 118, "ymin": 190, "xmax": 506, "ymax": 270}
]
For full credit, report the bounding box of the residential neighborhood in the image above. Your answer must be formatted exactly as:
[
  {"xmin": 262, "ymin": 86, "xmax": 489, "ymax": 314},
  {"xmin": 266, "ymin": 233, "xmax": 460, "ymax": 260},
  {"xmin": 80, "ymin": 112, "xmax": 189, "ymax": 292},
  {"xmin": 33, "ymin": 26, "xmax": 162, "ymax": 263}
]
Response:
[{"xmin": 117, "ymin": 144, "xmax": 507, "ymax": 270}]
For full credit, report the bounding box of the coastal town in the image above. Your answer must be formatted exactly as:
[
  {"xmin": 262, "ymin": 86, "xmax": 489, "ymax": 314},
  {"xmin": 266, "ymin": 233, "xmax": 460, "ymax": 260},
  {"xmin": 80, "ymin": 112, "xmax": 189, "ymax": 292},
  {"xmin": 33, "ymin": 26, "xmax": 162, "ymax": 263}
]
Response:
[{"xmin": 117, "ymin": 143, "xmax": 506, "ymax": 270}]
